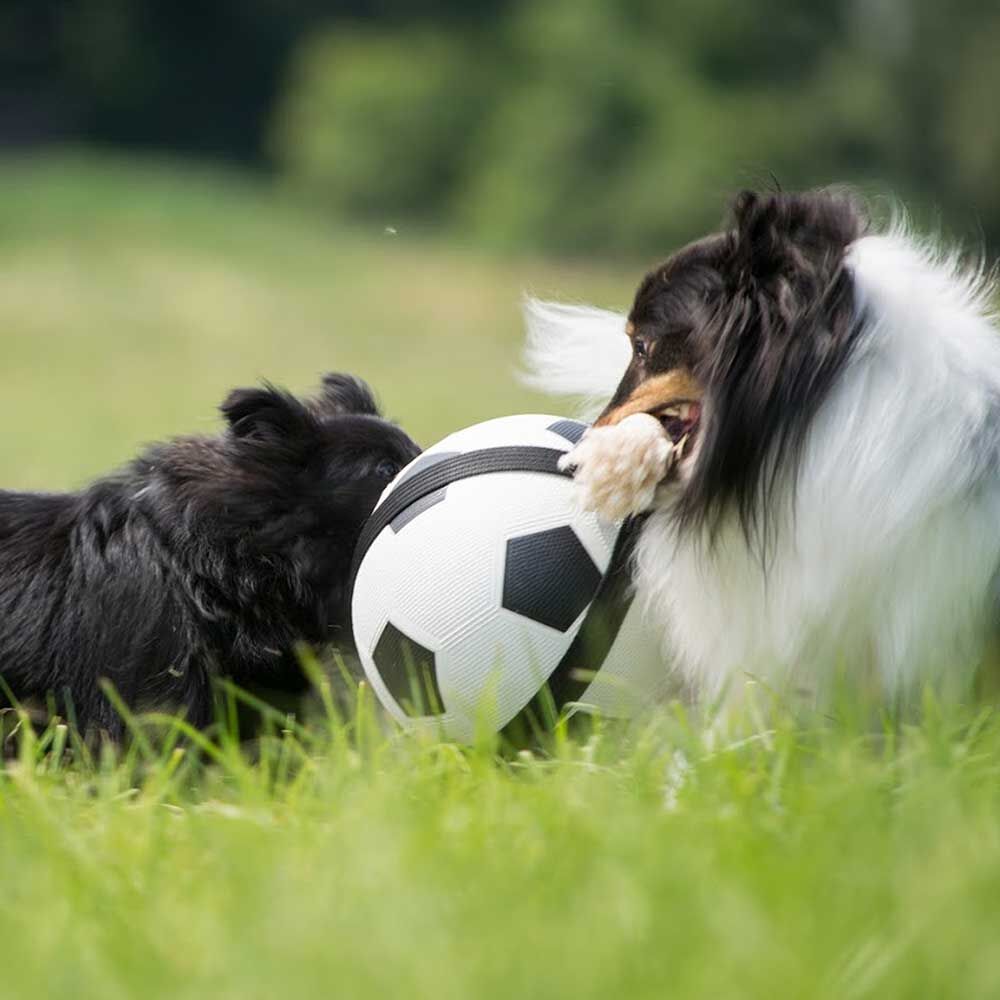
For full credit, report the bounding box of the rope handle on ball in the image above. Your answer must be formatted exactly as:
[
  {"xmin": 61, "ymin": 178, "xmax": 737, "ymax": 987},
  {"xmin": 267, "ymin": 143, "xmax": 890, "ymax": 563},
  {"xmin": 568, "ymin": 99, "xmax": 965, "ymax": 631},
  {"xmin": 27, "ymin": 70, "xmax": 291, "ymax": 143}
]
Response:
[
  {"xmin": 499, "ymin": 511, "xmax": 648, "ymax": 743},
  {"xmin": 349, "ymin": 446, "xmax": 572, "ymax": 602}
]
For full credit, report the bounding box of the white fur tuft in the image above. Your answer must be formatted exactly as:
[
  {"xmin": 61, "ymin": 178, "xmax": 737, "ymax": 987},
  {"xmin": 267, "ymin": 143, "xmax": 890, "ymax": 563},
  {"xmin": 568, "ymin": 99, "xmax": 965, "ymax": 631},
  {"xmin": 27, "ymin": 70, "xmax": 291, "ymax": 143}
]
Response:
[{"xmin": 520, "ymin": 298, "xmax": 631, "ymax": 418}]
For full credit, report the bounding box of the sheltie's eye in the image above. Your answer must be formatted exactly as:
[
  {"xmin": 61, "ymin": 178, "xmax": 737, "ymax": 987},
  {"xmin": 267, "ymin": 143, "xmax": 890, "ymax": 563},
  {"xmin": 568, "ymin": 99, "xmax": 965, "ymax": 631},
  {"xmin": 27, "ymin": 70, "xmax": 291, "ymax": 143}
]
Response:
[
  {"xmin": 633, "ymin": 338, "xmax": 648, "ymax": 360},
  {"xmin": 375, "ymin": 458, "xmax": 400, "ymax": 480}
]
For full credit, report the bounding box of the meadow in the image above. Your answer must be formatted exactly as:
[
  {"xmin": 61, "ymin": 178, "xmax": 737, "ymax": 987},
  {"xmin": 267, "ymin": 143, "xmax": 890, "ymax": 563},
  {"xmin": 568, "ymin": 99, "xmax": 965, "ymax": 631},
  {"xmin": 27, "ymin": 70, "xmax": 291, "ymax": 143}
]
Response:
[{"xmin": 1, "ymin": 153, "xmax": 1000, "ymax": 999}]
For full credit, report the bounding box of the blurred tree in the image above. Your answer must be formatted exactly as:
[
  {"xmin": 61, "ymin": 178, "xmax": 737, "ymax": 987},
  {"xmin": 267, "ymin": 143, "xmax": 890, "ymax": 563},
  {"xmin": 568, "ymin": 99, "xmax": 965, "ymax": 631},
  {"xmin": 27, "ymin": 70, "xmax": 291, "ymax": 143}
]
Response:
[
  {"xmin": 272, "ymin": 0, "xmax": 1000, "ymax": 254},
  {"xmin": 0, "ymin": 0, "xmax": 505, "ymax": 159},
  {"xmin": 58, "ymin": 0, "xmax": 335, "ymax": 160},
  {"xmin": 455, "ymin": 0, "xmax": 846, "ymax": 250},
  {"xmin": 940, "ymin": 12, "xmax": 1000, "ymax": 238},
  {"xmin": 271, "ymin": 27, "xmax": 491, "ymax": 218},
  {"xmin": 2, "ymin": 0, "xmax": 998, "ymax": 254},
  {"xmin": 888, "ymin": 0, "xmax": 1000, "ymax": 245}
]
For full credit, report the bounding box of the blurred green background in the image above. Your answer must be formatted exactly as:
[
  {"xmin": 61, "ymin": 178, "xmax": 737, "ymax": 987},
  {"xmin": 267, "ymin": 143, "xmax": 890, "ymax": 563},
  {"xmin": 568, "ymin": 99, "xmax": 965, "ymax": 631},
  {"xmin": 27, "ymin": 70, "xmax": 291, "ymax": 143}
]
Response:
[{"xmin": 1, "ymin": 0, "xmax": 998, "ymax": 487}]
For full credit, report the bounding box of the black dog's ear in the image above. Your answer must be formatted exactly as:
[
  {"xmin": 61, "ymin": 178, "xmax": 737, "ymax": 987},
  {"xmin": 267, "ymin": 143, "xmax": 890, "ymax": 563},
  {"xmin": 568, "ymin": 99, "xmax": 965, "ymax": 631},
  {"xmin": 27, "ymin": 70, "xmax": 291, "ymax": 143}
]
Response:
[
  {"xmin": 313, "ymin": 373, "xmax": 380, "ymax": 417},
  {"xmin": 221, "ymin": 384, "xmax": 315, "ymax": 441}
]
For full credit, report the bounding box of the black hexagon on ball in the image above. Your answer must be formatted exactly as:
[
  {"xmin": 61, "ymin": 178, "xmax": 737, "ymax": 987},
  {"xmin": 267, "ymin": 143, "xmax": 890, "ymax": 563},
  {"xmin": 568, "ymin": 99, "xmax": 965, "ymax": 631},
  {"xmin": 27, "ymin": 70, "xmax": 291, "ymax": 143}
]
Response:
[
  {"xmin": 502, "ymin": 525, "xmax": 602, "ymax": 632},
  {"xmin": 371, "ymin": 621, "xmax": 443, "ymax": 717}
]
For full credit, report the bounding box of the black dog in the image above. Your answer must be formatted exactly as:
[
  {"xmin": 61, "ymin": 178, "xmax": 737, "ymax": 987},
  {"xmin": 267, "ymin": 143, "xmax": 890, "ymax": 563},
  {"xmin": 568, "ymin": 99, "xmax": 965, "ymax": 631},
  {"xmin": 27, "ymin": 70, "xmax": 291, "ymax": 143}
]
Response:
[{"xmin": 0, "ymin": 373, "xmax": 419, "ymax": 739}]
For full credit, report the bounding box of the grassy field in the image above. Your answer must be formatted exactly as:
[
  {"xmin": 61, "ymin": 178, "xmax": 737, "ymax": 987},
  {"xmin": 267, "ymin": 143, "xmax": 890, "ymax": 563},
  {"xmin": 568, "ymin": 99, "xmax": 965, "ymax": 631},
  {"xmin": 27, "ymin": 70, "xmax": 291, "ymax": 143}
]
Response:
[
  {"xmin": 0, "ymin": 152, "xmax": 631, "ymax": 488},
  {"xmin": 2, "ymin": 153, "xmax": 1000, "ymax": 999}
]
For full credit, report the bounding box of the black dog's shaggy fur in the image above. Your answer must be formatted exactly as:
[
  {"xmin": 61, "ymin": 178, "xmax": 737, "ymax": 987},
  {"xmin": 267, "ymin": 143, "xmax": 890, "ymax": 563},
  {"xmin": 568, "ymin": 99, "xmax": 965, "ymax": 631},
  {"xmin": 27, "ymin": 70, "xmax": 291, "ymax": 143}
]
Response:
[{"xmin": 0, "ymin": 373, "xmax": 419, "ymax": 739}]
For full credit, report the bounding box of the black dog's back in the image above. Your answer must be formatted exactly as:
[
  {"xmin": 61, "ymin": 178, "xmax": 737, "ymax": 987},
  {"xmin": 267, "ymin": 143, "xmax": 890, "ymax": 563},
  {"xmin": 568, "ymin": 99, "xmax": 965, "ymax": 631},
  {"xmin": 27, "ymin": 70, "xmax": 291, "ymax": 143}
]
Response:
[
  {"xmin": 0, "ymin": 373, "xmax": 419, "ymax": 738},
  {"xmin": 0, "ymin": 485, "xmax": 209, "ymax": 732}
]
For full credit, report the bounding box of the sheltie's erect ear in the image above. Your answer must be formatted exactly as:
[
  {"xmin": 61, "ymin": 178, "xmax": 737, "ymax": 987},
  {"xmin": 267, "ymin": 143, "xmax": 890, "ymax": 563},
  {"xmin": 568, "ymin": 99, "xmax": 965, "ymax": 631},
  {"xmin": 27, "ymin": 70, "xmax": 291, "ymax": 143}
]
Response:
[
  {"xmin": 724, "ymin": 189, "xmax": 865, "ymax": 290},
  {"xmin": 520, "ymin": 298, "xmax": 632, "ymax": 418},
  {"xmin": 680, "ymin": 190, "xmax": 868, "ymax": 545}
]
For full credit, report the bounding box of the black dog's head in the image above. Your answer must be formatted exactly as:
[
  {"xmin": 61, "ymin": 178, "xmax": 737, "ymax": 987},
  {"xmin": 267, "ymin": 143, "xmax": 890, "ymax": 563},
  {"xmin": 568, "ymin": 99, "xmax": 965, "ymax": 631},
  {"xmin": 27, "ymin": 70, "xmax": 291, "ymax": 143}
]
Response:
[
  {"xmin": 145, "ymin": 372, "xmax": 420, "ymax": 640},
  {"xmin": 218, "ymin": 373, "xmax": 420, "ymax": 619},
  {"xmin": 221, "ymin": 372, "xmax": 418, "ymax": 518},
  {"xmin": 595, "ymin": 190, "xmax": 866, "ymax": 545}
]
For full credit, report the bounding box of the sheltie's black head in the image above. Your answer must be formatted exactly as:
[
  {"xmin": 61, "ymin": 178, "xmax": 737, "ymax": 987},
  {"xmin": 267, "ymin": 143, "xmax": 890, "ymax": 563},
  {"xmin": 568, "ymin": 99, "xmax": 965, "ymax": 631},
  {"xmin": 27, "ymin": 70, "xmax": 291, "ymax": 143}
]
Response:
[{"xmin": 596, "ymin": 189, "xmax": 867, "ymax": 546}]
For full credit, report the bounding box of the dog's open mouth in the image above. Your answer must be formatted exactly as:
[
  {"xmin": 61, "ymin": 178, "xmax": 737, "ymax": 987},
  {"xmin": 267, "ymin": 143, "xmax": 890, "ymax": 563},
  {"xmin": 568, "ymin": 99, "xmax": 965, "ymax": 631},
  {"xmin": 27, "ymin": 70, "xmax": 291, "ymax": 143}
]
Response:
[{"xmin": 656, "ymin": 400, "xmax": 701, "ymax": 458}]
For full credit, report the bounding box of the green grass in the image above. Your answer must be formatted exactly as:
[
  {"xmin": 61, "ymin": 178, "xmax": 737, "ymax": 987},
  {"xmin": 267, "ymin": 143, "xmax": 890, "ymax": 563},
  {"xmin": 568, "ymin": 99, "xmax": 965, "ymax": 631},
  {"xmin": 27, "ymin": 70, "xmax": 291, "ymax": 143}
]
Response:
[
  {"xmin": 0, "ymin": 150, "xmax": 632, "ymax": 489},
  {"xmin": 4, "ymin": 692, "xmax": 1000, "ymax": 999},
  {"xmin": 2, "ymin": 152, "xmax": 1000, "ymax": 998}
]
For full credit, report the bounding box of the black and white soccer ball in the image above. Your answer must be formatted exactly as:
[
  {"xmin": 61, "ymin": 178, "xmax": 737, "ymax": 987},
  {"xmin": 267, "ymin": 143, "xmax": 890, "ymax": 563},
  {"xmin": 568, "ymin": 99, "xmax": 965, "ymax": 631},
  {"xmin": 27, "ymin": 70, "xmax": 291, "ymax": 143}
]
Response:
[{"xmin": 350, "ymin": 414, "xmax": 669, "ymax": 741}]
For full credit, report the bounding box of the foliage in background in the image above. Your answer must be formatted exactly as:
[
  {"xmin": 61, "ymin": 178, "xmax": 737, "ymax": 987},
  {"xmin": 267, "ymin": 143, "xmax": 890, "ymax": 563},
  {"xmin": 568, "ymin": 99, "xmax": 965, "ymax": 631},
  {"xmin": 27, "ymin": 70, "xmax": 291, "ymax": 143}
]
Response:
[
  {"xmin": 270, "ymin": 0, "xmax": 1000, "ymax": 253},
  {"xmin": 3, "ymin": 0, "xmax": 1000, "ymax": 255},
  {"xmin": 271, "ymin": 27, "xmax": 490, "ymax": 219}
]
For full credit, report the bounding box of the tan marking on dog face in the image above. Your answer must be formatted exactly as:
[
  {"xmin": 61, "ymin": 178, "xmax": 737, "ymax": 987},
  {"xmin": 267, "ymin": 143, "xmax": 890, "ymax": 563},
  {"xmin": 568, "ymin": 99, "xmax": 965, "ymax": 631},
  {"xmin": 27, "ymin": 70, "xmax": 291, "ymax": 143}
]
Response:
[
  {"xmin": 594, "ymin": 369, "xmax": 704, "ymax": 427},
  {"xmin": 625, "ymin": 321, "xmax": 636, "ymax": 337}
]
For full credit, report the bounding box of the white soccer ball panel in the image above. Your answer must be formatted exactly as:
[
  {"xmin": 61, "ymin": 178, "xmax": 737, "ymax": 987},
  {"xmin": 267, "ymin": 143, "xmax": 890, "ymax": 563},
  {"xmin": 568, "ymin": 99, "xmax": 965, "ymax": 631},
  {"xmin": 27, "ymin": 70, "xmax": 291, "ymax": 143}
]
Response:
[
  {"xmin": 433, "ymin": 612, "xmax": 573, "ymax": 742},
  {"xmin": 383, "ymin": 471, "xmax": 613, "ymax": 647}
]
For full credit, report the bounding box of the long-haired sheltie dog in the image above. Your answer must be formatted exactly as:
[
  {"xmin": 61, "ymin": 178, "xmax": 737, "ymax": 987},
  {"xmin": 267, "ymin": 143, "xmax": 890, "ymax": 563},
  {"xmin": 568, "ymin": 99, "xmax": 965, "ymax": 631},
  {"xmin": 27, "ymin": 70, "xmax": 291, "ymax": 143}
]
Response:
[
  {"xmin": 524, "ymin": 189, "xmax": 1000, "ymax": 711},
  {"xmin": 0, "ymin": 373, "xmax": 419, "ymax": 739}
]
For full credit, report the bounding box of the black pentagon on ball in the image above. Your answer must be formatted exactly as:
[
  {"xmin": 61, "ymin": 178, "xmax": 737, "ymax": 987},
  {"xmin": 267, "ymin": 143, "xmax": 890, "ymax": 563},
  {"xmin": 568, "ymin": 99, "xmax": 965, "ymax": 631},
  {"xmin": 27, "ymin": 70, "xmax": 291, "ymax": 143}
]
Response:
[
  {"xmin": 372, "ymin": 621, "xmax": 444, "ymax": 717},
  {"xmin": 387, "ymin": 451, "xmax": 459, "ymax": 532},
  {"xmin": 391, "ymin": 486, "xmax": 447, "ymax": 533},
  {"xmin": 502, "ymin": 525, "xmax": 602, "ymax": 632},
  {"xmin": 394, "ymin": 451, "xmax": 459, "ymax": 488},
  {"xmin": 548, "ymin": 419, "xmax": 588, "ymax": 445}
]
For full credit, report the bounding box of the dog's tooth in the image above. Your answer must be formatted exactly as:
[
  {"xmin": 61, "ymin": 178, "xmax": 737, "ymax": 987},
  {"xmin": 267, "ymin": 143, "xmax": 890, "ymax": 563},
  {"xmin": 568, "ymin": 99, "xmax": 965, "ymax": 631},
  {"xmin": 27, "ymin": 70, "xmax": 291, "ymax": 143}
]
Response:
[{"xmin": 663, "ymin": 403, "xmax": 696, "ymax": 421}]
